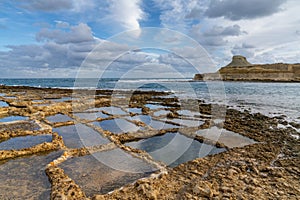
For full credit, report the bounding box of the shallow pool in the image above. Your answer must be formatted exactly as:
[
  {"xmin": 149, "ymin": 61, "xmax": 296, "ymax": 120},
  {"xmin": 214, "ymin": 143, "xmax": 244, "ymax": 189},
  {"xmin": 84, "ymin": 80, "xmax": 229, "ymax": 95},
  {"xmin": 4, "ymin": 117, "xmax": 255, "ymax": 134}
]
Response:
[
  {"xmin": 197, "ymin": 126, "xmax": 256, "ymax": 148},
  {"xmin": 93, "ymin": 118, "xmax": 139, "ymax": 134},
  {"xmin": 46, "ymin": 114, "xmax": 73, "ymax": 123},
  {"xmin": 127, "ymin": 132, "xmax": 225, "ymax": 167},
  {"xmin": 74, "ymin": 112, "xmax": 108, "ymax": 121},
  {"xmin": 0, "ymin": 116, "xmax": 28, "ymax": 123},
  {"xmin": 129, "ymin": 115, "xmax": 178, "ymax": 130},
  {"xmin": 0, "ymin": 101, "xmax": 8, "ymax": 107},
  {"xmin": 59, "ymin": 148, "xmax": 156, "ymax": 196},
  {"xmin": 100, "ymin": 106, "xmax": 127, "ymax": 115},
  {"xmin": 0, "ymin": 135, "xmax": 52, "ymax": 150},
  {"xmin": 53, "ymin": 124, "xmax": 110, "ymax": 148},
  {"xmin": 0, "ymin": 151, "xmax": 62, "ymax": 200}
]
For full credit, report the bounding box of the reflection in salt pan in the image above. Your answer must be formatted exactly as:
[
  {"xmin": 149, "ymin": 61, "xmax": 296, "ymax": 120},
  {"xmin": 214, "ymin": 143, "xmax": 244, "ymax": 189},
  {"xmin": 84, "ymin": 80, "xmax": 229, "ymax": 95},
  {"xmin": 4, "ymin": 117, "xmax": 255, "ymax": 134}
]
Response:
[
  {"xmin": 0, "ymin": 135, "xmax": 52, "ymax": 150},
  {"xmin": 127, "ymin": 132, "xmax": 225, "ymax": 167},
  {"xmin": 46, "ymin": 114, "xmax": 72, "ymax": 123},
  {"xmin": 59, "ymin": 148, "xmax": 156, "ymax": 196},
  {"xmin": 0, "ymin": 151, "xmax": 62, "ymax": 200},
  {"xmin": 167, "ymin": 118, "xmax": 204, "ymax": 127},
  {"xmin": 74, "ymin": 112, "xmax": 108, "ymax": 121},
  {"xmin": 153, "ymin": 110, "xmax": 169, "ymax": 116},
  {"xmin": 100, "ymin": 106, "xmax": 127, "ymax": 115},
  {"xmin": 53, "ymin": 124, "xmax": 109, "ymax": 148},
  {"xmin": 0, "ymin": 116, "xmax": 28, "ymax": 123},
  {"xmin": 0, "ymin": 100, "xmax": 8, "ymax": 107},
  {"xmin": 130, "ymin": 115, "xmax": 178, "ymax": 130},
  {"xmin": 93, "ymin": 119, "xmax": 139, "ymax": 134},
  {"xmin": 197, "ymin": 126, "xmax": 256, "ymax": 148}
]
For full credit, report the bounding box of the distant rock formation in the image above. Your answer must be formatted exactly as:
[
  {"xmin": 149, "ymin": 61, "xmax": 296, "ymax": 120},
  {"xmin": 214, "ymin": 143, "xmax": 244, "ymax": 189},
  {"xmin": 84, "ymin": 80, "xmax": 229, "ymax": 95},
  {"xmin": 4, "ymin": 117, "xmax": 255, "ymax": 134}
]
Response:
[
  {"xmin": 194, "ymin": 55, "xmax": 300, "ymax": 82},
  {"xmin": 225, "ymin": 55, "xmax": 252, "ymax": 67}
]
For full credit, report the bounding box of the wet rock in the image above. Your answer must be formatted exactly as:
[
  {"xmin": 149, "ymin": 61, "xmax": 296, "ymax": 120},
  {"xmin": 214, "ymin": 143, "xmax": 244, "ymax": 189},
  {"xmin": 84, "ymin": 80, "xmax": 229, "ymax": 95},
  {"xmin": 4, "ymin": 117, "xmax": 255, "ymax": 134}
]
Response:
[{"xmin": 0, "ymin": 85, "xmax": 299, "ymax": 200}]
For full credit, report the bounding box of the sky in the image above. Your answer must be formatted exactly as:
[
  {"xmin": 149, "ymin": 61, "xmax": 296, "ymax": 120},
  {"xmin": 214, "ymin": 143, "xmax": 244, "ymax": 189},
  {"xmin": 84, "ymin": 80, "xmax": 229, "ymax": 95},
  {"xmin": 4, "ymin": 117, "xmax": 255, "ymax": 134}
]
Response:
[{"xmin": 0, "ymin": 0, "xmax": 299, "ymax": 78}]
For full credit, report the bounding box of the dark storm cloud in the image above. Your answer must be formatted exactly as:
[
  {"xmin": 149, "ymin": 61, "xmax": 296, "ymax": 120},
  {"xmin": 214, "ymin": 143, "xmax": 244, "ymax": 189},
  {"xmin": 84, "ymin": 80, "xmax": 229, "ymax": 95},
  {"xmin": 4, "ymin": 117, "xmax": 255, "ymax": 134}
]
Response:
[{"xmin": 205, "ymin": 0, "xmax": 287, "ymax": 20}]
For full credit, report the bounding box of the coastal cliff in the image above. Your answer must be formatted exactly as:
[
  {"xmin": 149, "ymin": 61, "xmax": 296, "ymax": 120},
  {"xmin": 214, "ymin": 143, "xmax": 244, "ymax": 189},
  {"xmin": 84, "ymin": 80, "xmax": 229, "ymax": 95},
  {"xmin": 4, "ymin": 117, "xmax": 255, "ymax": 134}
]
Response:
[{"xmin": 194, "ymin": 55, "xmax": 300, "ymax": 82}]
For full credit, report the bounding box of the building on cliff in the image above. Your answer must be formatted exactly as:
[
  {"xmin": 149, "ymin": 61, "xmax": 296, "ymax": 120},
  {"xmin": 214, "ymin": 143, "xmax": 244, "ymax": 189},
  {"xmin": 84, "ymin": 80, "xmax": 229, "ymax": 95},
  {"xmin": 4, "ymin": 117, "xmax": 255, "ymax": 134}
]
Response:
[{"xmin": 194, "ymin": 55, "xmax": 300, "ymax": 82}]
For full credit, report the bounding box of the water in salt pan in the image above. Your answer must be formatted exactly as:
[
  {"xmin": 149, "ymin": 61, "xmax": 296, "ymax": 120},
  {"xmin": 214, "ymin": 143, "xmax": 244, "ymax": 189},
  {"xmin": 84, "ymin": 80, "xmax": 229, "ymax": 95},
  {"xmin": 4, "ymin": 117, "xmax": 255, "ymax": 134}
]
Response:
[
  {"xmin": 178, "ymin": 110, "xmax": 200, "ymax": 116},
  {"xmin": 53, "ymin": 124, "xmax": 109, "ymax": 148},
  {"xmin": 0, "ymin": 151, "xmax": 62, "ymax": 200},
  {"xmin": 59, "ymin": 148, "xmax": 157, "ymax": 196},
  {"xmin": 100, "ymin": 106, "xmax": 127, "ymax": 115},
  {"xmin": 3, "ymin": 96, "xmax": 16, "ymax": 99},
  {"xmin": 127, "ymin": 132, "xmax": 225, "ymax": 167},
  {"xmin": 93, "ymin": 118, "xmax": 139, "ymax": 134},
  {"xmin": 167, "ymin": 118, "xmax": 204, "ymax": 127},
  {"xmin": 49, "ymin": 97, "xmax": 72, "ymax": 102},
  {"xmin": 0, "ymin": 135, "xmax": 52, "ymax": 150},
  {"xmin": 153, "ymin": 110, "xmax": 170, "ymax": 116},
  {"xmin": 130, "ymin": 115, "xmax": 178, "ymax": 130},
  {"xmin": 0, "ymin": 116, "xmax": 28, "ymax": 123},
  {"xmin": 74, "ymin": 112, "xmax": 108, "ymax": 121},
  {"xmin": 145, "ymin": 104, "xmax": 165, "ymax": 110},
  {"xmin": 197, "ymin": 126, "xmax": 256, "ymax": 148},
  {"xmin": 0, "ymin": 100, "xmax": 8, "ymax": 107},
  {"xmin": 46, "ymin": 114, "xmax": 73, "ymax": 123},
  {"xmin": 127, "ymin": 107, "xmax": 142, "ymax": 114},
  {"xmin": 32, "ymin": 99, "xmax": 45, "ymax": 103},
  {"xmin": 0, "ymin": 121, "xmax": 40, "ymax": 132}
]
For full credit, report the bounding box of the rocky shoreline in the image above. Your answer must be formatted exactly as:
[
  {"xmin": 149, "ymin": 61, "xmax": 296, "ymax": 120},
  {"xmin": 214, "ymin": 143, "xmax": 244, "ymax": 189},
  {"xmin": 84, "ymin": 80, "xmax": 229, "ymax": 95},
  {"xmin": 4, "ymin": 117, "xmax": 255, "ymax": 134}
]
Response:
[{"xmin": 0, "ymin": 85, "xmax": 299, "ymax": 199}]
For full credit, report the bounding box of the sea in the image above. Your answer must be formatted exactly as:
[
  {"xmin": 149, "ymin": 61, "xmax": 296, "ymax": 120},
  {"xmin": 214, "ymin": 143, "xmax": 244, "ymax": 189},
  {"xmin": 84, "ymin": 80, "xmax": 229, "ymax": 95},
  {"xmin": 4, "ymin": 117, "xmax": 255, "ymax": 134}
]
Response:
[{"xmin": 1, "ymin": 78, "xmax": 299, "ymax": 125}]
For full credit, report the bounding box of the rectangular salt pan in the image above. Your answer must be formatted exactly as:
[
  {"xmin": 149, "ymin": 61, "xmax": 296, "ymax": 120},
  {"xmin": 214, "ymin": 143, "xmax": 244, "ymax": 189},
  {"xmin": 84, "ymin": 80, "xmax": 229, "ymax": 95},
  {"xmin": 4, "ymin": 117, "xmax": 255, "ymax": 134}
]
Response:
[
  {"xmin": 127, "ymin": 107, "xmax": 142, "ymax": 114},
  {"xmin": 129, "ymin": 115, "xmax": 178, "ymax": 130},
  {"xmin": 93, "ymin": 119, "xmax": 139, "ymax": 134},
  {"xmin": 49, "ymin": 97, "xmax": 72, "ymax": 102},
  {"xmin": 167, "ymin": 118, "xmax": 204, "ymax": 127},
  {"xmin": 145, "ymin": 104, "xmax": 165, "ymax": 110},
  {"xmin": 100, "ymin": 106, "xmax": 127, "ymax": 115},
  {"xmin": 0, "ymin": 151, "xmax": 62, "ymax": 200},
  {"xmin": 0, "ymin": 116, "xmax": 28, "ymax": 123},
  {"xmin": 0, "ymin": 135, "xmax": 52, "ymax": 150},
  {"xmin": 197, "ymin": 126, "xmax": 256, "ymax": 148},
  {"xmin": 0, "ymin": 101, "xmax": 9, "ymax": 107},
  {"xmin": 53, "ymin": 124, "xmax": 109, "ymax": 148},
  {"xmin": 74, "ymin": 112, "xmax": 108, "ymax": 121},
  {"xmin": 59, "ymin": 148, "xmax": 156, "ymax": 196},
  {"xmin": 127, "ymin": 132, "xmax": 225, "ymax": 167},
  {"xmin": 46, "ymin": 114, "xmax": 73, "ymax": 123}
]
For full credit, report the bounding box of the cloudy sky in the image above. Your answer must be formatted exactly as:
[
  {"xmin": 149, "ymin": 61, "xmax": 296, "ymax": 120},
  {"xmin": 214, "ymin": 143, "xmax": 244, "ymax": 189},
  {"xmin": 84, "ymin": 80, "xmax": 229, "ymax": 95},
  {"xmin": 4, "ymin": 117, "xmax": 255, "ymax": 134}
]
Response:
[{"xmin": 0, "ymin": 0, "xmax": 299, "ymax": 78}]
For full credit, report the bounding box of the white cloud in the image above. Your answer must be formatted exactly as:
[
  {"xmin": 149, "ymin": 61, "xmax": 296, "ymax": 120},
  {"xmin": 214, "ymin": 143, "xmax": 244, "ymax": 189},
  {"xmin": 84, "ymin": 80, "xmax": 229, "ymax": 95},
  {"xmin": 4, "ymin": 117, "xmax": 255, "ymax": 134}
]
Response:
[
  {"xmin": 1, "ymin": 0, "xmax": 300, "ymax": 78},
  {"xmin": 36, "ymin": 23, "xmax": 94, "ymax": 44},
  {"xmin": 108, "ymin": 0, "xmax": 144, "ymax": 30},
  {"xmin": 225, "ymin": 0, "xmax": 300, "ymax": 64},
  {"xmin": 0, "ymin": 23, "xmax": 101, "ymax": 78},
  {"xmin": 205, "ymin": 0, "xmax": 287, "ymax": 21},
  {"xmin": 18, "ymin": 0, "xmax": 96, "ymax": 12},
  {"xmin": 153, "ymin": 0, "xmax": 208, "ymax": 31}
]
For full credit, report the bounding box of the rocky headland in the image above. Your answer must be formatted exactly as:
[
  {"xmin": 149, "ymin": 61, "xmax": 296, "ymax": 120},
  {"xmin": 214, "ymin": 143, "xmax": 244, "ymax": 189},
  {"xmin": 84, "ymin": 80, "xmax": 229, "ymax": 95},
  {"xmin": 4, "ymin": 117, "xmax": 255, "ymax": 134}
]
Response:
[{"xmin": 194, "ymin": 55, "xmax": 300, "ymax": 82}]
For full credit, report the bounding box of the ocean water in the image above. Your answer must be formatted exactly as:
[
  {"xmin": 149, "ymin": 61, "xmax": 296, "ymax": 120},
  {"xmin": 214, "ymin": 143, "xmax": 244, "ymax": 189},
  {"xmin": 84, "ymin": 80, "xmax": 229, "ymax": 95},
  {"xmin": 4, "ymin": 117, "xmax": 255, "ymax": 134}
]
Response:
[{"xmin": 1, "ymin": 78, "xmax": 299, "ymax": 123}]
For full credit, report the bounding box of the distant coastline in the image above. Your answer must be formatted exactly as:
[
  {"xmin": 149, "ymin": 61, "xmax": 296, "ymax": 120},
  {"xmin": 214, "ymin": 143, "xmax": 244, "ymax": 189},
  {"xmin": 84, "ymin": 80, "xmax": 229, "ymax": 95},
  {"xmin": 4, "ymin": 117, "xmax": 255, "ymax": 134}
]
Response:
[{"xmin": 194, "ymin": 55, "xmax": 300, "ymax": 82}]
